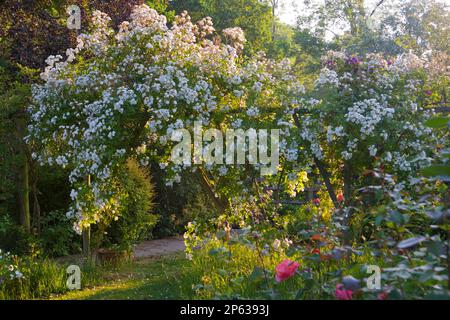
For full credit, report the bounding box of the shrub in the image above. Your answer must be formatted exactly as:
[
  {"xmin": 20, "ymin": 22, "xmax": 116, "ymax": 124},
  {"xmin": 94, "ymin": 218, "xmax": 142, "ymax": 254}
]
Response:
[
  {"xmin": 40, "ymin": 209, "xmax": 81, "ymax": 257},
  {"xmin": 152, "ymin": 168, "xmax": 217, "ymax": 237},
  {"xmin": 0, "ymin": 215, "xmax": 40, "ymax": 256},
  {"xmin": 93, "ymin": 160, "xmax": 158, "ymax": 251}
]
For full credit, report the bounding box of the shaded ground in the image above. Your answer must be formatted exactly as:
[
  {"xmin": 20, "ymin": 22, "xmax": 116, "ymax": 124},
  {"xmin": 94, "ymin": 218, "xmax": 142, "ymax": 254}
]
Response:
[
  {"xmin": 53, "ymin": 237, "xmax": 190, "ymax": 300},
  {"xmin": 133, "ymin": 236, "xmax": 185, "ymax": 259},
  {"xmin": 54, "ymin": 253, "xmax": 196, "ymax": 300}
]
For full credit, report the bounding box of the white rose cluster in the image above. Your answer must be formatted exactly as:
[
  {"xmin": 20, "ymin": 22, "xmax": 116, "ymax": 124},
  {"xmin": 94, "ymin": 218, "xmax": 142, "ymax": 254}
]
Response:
[
  {"xmin": 28, "ymin": 5, "xmax": 302, "ymax": 230},
  {"xmin": 295, "ymin": 52, "xmax": 436, "ymax": 173}
]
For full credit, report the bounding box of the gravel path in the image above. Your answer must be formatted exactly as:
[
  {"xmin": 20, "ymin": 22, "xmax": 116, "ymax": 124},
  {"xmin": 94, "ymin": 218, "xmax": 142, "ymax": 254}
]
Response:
[{"xmin": 133, "ymin": 236, "xmax": 185, "ymax": 259}]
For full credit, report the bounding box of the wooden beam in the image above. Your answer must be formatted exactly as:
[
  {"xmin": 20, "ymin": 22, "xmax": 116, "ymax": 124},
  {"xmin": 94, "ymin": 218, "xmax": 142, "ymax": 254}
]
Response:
[{"xmin": 82, "ymin": 175, "xmax": 91, "ymax": 259}]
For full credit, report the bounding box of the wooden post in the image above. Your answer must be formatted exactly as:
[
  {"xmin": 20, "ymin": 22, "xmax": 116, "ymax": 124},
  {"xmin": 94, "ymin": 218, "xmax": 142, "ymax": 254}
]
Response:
[
  {"xmin": 82, "ymin": 175, "xmax": 91, "ymax": 259},
  {"xmin": 82, "ymin": 226, "xmax": 91, "ymax": 258}
]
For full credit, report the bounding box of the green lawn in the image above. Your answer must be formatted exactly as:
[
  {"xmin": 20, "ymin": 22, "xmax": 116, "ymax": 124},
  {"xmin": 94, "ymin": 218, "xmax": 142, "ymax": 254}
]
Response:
[
  {"xmin": 53, "ymin": 241, "xmax": 314, "ymax": 300},
  {"xmin": 54, "ymin": 254, "xmax": 197, "ymax": 300}
]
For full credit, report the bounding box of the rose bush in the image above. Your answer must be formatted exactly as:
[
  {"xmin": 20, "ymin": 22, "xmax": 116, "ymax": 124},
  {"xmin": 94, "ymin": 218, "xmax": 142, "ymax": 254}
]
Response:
[
  {"xmin": 28, "ymin": 5, "xmax": 303, "ymax": 234},
  {"xmin": 26, "ymin": 4, "xmax": 449, "ymax": 300}
]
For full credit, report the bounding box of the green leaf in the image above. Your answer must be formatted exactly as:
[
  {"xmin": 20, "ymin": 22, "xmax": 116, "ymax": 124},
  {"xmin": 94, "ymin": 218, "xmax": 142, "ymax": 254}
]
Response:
[
  {"xmin": 421, "ymin": 165, "xmax": 450, "ymax": 180},
  {"xmin": 440, "ymin": 150, "xmax": 450, "ymax": 158},
  {"xmin": 389, "ymin": 210, "xmax": 405, "ymax": 225},
  {"xmin": 419, "ymin": 270, "xmax": 434, "ymax": 282},
  {"xmin": 295, "ymin": 288, "xmax": 305, "ymax": 299},
  {"xmin": 397, "ymin": 236, "xmax": 426, "ymax": 250},
  {"xmin": 424, "ymin": 117, "xmax": 450, "ymax": 128},
  {"xmin": 218, "ymin": 269, "xmax": 228, "ymax": 276},
  {"xmin": 427, "ymin": 240, "xmax": 444, "ymax": 256},
  {"xmin": 424, "ymin": 291, "xmax": 450, "ymax": 300},
  {"xmin": 375, "ymin": 215, "xmax": 384, "ymax": 226},
  {"xmin": 248, "ymin": 266, "xmax": 265, "ymax": 282}
]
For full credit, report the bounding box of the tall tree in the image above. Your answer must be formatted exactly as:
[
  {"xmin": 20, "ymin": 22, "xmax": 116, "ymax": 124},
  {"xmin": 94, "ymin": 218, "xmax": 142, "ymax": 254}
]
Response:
[
  {"xmin": 296, "ymin": 0, "xmax": 449, "ymax": 56},
  {"xmin": 169, "ymin": 0, "xmax": 273, "ymax": 53}
]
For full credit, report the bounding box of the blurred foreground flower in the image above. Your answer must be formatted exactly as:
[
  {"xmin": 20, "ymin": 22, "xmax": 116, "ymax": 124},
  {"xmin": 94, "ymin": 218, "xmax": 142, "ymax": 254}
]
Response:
[
  {"xmin": 275, "ymin": 260, "xmax": 299, "ymax": 283},
  {"xmin": 335, "ymin": 284, "xmax": 353, "ymax": 300}
]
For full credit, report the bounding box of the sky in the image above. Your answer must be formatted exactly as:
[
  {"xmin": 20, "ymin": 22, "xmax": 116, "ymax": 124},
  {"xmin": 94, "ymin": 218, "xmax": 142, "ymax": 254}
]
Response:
[
  {"xmin": 279, "ymin": 0, "xmax": 450, "ymax": 25},
  {"xmin": 278, "ymin": 0, "xmax": 390, "ymax": 25},
  {"xmin": 278, "ymin": 0, "xmax": 301, "ymax": 25}
]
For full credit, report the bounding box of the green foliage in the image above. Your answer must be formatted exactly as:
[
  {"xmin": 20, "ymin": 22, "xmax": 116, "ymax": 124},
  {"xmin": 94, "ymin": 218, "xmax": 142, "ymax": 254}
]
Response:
[
  {"xmin": 0, "ymin": 69, "xmax": 32, "ymax": 217},
  {"xmin": 170, "ymin": 0, "xmax": 273, "ymax": 53},
  {"xmin": 94, "ymin": 160, "xmax": 158, "ymax": 251},
  {"xmin": 425, "ymin": 116, "xmax": 450, "ymax": 129},
  {"xmin": 0, "ymin": 0, "xmax": 175, "ymax": 70},
  {"xmin": 0, "ymin": 215, "xmax": 39, "ymax": 256},
  {"xmin": 0, "ymin": 252, "xmax": 67, "ymax": 300},
  {"xmin": 40, "ymin": 209, "xmax": 81, "ymax": 257},
  {"xmin": 296, "ymin": 0, "xmax": 449, "ymax": 56},
  {"xmin": 37, "ymin": 166, "xmax": 72, "ymax": 215},
  {"xmin": 422, "ymin": 116, "xmax": 450, "ymax": 180},
  {"xmin": 152, "ymin": 168, "xmax": 217, "ymax": 237},
  {"xmin": 0, "ymin": 252, "xmax": 129, "ymax": 300},
  {"xmin": 422, "ymin": 165, "xmax": 450, "ymax": 181}
]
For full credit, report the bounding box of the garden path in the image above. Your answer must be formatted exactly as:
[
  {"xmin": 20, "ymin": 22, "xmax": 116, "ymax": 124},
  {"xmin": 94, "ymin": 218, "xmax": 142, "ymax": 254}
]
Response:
[{"xmin": 133, "ymin": 236, "xmax": 185, "ymax": 259}]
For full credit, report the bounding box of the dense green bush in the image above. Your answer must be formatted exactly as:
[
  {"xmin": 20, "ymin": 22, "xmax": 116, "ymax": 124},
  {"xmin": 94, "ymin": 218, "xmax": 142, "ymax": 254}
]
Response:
[
  {"xmin": 0, "ymin": 215, "xmax": 39, "ymax": 256},
  {"xmin": 93, "ymin": 160, "xmax": 159, "ymax": 251},
  {"xmin": 37, "ymin": 166, "xmax": 72, "ymax": 216},
  {"xmin": 40, "ymin": 210, "xmax": 81, "ymax": 257},
  {"xmin": 152, "ymin": 168, "xmax": 217, "ymax": 237}
]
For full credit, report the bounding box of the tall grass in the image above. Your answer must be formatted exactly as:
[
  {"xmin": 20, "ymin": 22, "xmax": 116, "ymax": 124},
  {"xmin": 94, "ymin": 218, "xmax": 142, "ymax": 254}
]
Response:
[
  {"xmin": 0, "ymin": 258, "xmax": 67, "ymax": 300},
  {"xmin": 0, "ymin": 257, "xmax": 122, "ymax": 300}
]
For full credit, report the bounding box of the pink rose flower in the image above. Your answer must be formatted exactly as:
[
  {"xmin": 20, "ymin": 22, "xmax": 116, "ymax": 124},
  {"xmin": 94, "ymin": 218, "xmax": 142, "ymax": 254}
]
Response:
[
  {"xmin": 335, "ymin": 284, "xmax": 353, "ymax": 300},
  {"xmin": 377, "ymin": 292, "xmax": 388, "ymax": 300},
  {"xmin": 275, "ymin": 260, "xmax": 299, "ymax": 283}
]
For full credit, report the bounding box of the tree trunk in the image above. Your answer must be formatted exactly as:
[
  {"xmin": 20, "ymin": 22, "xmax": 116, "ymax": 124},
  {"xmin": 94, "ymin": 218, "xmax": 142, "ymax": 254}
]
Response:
[
  {"xmin": 315, "ymin": 157, "xmax": 339, "ymax": 208},
  {"xmin": 292, "ymin": 112, "xmax": 339, "ymax": 208},
  {"xmin": 32, "ymin": 186, "xmax": 41, "ymax": 234},
  {"xmin": 346, "ymin": 0, "xmax": 366, "ymax": 37},
  {"xmin": 14, "ymin": 114, "xmax": 31, "ymax": 233},
  {"xmin": 82, "ymin": 227, "xmax": 91, "ymax": 258},
  {"xmin": 271, "ymin": 0, "xmax": 278, "ymax": 41},
  {"xmin": 30, "ymin": 161, "xmax": 41, "ymax": 234},
  {"xmin": 16, "ymin": 161, "xmax": 30, "ymax": 233},
  {"xmin": 343, "ymin": 161, "xmax": 352, "ymax": 206},
  {"xmin": 197, "ymin": 168, "xmax": 226, "ymax": 213},
  {"xmin": 343, "ymin": 161, "xmax": 353, "ymax": 245}
]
